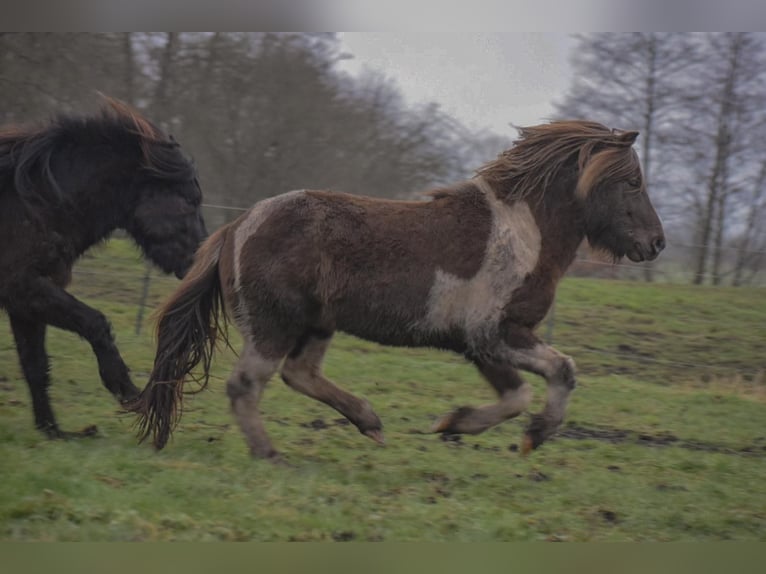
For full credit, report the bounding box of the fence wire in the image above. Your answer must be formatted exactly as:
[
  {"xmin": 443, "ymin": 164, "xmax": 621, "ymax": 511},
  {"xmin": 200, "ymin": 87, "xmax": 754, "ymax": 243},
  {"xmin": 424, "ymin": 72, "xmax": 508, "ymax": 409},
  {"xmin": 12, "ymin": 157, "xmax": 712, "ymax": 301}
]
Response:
[{"xmin": 62, "ymin": 201, "xmax": 765, "ymax": 382}]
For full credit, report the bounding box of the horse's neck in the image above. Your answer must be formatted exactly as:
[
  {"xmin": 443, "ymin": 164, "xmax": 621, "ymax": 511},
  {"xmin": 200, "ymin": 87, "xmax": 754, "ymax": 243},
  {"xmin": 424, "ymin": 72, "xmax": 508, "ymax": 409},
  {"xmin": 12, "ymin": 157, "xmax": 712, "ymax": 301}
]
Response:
[
  {"xmin": 476, "ymin": 175, "xmax": 585, "ymax": 281},
  {"xmin": 49, "ymin": 186, "xmax": 126, "ymax": 259},
  {"xmin": 534, "ymin": 184, "xmax": 587, "ymax": 280}
]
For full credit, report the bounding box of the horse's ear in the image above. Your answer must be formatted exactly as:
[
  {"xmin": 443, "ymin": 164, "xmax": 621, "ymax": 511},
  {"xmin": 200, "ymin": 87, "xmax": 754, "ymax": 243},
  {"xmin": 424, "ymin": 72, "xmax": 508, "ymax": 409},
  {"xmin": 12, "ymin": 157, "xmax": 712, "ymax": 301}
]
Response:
[{"xmin": 616, "ymin": 130, "xmax": 639, "ymax": 145}]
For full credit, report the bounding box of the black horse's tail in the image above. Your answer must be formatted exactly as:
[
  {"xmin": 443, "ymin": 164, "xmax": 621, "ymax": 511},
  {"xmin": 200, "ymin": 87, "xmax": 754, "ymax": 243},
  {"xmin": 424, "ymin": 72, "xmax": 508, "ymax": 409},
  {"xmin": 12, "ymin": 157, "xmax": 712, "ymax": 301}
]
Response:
[{"xmin": 128, "ymin": 224, "xmax": 230, "ymax": 449}]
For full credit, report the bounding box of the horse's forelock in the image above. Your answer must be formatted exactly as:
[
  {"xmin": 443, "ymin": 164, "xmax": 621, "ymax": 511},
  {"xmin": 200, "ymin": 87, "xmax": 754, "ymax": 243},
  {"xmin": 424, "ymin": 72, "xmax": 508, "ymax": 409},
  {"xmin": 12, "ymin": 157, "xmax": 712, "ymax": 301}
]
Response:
[{"xmin": 575, "ymin": 145, "xmax": 640, "ymax": 200}]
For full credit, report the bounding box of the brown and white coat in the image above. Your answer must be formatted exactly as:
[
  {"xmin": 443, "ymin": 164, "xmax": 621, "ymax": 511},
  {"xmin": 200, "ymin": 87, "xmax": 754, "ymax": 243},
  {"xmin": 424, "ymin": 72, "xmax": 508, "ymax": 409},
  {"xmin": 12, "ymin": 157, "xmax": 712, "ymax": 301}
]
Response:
[{"xmin": 131, "ymin": 120, "xmax": 665, "ymax": 460}]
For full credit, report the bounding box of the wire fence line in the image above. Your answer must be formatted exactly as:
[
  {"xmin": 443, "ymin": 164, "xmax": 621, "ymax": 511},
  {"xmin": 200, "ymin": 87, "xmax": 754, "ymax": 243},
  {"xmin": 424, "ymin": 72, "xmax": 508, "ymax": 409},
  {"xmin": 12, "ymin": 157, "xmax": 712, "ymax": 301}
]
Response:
[
  {"xmin": 75, "ymin": 193, "xmax": 766, "ymax": 335},
  {"xmin": 199, "ymin": 200, "xmax": 766, "ymax": 255},
  {"xmin": 60, "ymin": 200, "xmax": 766, "ymax": 385},
  {"xmin": 75, "ymin": 255, "xmax": 756, "ymax": 282}
]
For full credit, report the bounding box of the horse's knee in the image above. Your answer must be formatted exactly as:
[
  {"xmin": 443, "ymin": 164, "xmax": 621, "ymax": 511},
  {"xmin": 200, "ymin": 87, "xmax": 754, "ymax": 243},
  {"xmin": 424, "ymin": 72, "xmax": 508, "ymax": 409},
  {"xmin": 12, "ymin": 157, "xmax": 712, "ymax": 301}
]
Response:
[
  {"xmin": 554, "ymin": 354, "xmax": 576, "ymax": 389},
  {"xmin": 226, "ymin": 371, "xmax": 265, "ymax": 402},
  {"xmin": 84, "ymin": 312, "xmax": 115, "ymax": 346},
  {"xmin": 502, "ymin": 381, "xmax": 533, "ymax": 413}
]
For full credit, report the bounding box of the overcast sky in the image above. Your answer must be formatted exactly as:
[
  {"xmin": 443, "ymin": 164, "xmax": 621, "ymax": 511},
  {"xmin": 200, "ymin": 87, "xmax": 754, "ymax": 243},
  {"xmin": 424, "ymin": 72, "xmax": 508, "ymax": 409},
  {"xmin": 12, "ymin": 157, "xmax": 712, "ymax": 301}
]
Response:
[{"xmin": 337, "ymin": 33, "xmax": 576, "ymax": 138}]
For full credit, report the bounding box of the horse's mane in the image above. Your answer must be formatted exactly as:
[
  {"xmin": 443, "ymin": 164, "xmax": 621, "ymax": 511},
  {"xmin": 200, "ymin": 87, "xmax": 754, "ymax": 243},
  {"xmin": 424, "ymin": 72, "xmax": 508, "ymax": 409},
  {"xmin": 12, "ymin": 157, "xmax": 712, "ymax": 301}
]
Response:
[
  {"xmin": 476, "ymin": 120, "xmax": 640, "ymax": 201},
  {"xmin": 0, "ymin": 95, "xmax": 194, "ymax": 207}
]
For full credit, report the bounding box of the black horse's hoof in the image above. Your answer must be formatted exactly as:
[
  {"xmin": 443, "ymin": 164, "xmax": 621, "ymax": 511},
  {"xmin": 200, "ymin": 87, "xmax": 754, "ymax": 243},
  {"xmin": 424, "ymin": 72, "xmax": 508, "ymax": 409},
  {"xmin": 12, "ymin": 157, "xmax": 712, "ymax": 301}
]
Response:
[{"xmin": 80, "ymin": 424, "xmax": 99, "ymax": 437}]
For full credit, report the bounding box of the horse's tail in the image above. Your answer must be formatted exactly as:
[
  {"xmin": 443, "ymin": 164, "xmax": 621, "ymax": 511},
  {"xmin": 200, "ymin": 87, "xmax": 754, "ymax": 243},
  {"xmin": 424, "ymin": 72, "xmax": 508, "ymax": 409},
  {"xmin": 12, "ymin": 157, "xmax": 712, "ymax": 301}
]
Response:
[{"xmin": 128, "ymin": 224, "xmax": 230, "ymax": 450}]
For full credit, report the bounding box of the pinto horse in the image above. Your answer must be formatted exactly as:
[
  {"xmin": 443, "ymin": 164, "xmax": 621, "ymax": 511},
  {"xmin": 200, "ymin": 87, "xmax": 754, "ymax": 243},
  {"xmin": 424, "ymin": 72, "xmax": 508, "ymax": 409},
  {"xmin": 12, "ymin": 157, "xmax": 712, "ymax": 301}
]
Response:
[
  {"xmin": 0, "ymin": 96, "xmax": 206, "ymax": 438},
  {"xmin": 131, "ymin": 120, "xmax": 664, "ymax": 460}
]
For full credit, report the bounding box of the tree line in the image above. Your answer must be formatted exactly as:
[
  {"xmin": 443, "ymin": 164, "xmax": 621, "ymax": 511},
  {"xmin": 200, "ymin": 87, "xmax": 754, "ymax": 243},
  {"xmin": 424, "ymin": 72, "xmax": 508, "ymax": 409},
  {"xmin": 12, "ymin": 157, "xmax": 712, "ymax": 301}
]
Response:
[
  {"xmin": 3, "ymin": 33, "xmax": 763, "ymax": 285},
  {"xmin": 0, "ymin": 33, "xmax": 506, "ymax": 229}
]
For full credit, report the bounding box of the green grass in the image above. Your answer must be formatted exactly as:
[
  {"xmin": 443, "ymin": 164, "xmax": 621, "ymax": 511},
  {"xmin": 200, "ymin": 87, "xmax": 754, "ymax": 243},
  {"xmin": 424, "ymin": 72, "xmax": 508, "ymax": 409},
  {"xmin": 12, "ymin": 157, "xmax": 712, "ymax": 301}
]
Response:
[{"xmin": 0, "ymin": 240, "xmax": 765, "ymax": 541}]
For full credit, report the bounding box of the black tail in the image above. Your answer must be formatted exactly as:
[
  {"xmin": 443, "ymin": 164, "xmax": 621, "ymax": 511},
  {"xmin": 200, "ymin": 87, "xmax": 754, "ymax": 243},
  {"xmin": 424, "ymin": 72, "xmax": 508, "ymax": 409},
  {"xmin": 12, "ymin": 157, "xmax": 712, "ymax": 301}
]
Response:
[{"xmin": 128, "ymin": 225, "xmax": 229, "ymax": 449}]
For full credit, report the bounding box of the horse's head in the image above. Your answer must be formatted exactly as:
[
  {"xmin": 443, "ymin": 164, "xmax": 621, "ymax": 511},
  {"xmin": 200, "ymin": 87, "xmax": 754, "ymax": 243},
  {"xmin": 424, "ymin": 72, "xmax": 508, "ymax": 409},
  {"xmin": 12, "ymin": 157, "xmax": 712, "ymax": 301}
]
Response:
[
  {"xmin": 125, "ymin": 142, "xmax": 207, "ymax": 279},
  {"xmin": 578, "ymin": 130, "xmax": 665, "ymax": 263}
]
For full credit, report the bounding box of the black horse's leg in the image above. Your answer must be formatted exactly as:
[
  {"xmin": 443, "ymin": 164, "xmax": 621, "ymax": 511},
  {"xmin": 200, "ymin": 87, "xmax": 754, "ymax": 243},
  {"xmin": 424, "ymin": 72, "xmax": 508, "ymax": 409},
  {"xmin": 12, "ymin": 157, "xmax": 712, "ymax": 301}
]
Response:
[
  {"xmin": 432, "ymin": 361, "xmax": 532, "ymax": 435},
  {"xmin": 11, "ymin": 278, "xmax": 140, "ymax": 407},
  {"xmin": 9, "ymin": 314, "xmax": 59, "ymax": 437}
]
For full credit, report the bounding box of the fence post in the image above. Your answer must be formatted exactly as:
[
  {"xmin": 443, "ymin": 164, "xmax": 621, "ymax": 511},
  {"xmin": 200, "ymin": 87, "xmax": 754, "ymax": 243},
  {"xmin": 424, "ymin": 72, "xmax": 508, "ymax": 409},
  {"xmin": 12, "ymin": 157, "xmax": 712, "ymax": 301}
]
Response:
[
  {"xmin": 135, "ymin": 262, "xmax": 152, "ymax": 335},
  {"xmin": 544, "ymin": 296, "xmax": 556, "ymax": 344}
]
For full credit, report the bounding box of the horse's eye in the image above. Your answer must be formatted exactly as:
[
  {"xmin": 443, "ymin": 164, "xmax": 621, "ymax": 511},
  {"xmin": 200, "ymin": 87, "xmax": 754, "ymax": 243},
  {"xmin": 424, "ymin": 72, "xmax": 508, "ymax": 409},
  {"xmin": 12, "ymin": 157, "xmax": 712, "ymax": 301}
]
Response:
[{"xmin": 627, "ymin": 178, "xmax": 641, "ymax": 188}]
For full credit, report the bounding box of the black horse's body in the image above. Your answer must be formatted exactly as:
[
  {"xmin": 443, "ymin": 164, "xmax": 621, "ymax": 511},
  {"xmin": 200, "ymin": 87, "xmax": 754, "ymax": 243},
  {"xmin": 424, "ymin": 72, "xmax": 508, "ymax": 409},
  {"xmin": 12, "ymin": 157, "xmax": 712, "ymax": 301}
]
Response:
[{"xmin": 0, "ymin": 97, "xmax": 206, "ymax": 437}]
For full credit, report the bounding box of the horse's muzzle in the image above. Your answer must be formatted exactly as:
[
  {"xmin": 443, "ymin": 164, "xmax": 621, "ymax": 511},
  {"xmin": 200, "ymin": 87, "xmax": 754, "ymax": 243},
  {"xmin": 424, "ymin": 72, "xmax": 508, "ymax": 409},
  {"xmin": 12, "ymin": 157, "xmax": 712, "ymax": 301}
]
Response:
[{"xmin": 630, "ymin": 234, "xmax": 665, "ymax": 262}]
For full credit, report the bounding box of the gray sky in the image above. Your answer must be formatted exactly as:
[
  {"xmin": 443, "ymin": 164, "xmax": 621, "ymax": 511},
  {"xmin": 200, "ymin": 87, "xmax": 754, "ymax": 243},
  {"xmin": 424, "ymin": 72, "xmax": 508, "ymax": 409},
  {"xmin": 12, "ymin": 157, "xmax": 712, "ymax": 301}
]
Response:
[{"xmin": 337, "ymin": 33, "xmax": 575, "ymax": 138}]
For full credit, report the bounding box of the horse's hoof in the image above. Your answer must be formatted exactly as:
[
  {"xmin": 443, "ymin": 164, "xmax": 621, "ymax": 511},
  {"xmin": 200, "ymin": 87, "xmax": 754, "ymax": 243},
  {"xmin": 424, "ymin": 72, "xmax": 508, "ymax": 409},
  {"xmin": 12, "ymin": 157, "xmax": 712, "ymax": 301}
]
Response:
[
  {"xmin": 363, "ymin": 429, "xmax": 386, "ymax": 445},
  {"xmin": 267, "ymin": 452, "xmax": 293, "ymax": 467},
  {"xmin": 431, "ymin": 415, "xmax": 451, "ymax": 434},
  {"xmin": 431, "ymin": 406, "xmax": 473, "ymax": 434},
  {"xmin": 80, "ymin": 425, "xmax": 99, "ymax": 437},
  {"xmin": 520, "ymin": 433, "xmax": 537, "ymax": 456}
]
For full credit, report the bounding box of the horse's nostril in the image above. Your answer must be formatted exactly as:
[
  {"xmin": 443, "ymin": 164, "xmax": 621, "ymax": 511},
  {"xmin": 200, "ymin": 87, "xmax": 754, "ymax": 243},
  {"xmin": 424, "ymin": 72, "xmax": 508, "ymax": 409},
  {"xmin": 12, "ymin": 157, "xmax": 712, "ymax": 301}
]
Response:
[{"xmin": 652, "ymin": 236, "xmax": 666, "ymax": 254}]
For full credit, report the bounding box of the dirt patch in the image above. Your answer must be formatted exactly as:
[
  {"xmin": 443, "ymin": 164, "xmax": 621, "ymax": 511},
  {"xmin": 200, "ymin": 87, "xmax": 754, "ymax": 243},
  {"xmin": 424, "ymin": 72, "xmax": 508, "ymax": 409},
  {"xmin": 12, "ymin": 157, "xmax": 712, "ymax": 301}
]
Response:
[
  {"xmin": 297, "ymin": 416, "xmax": 764, "ymax": 458},
  {"xmin": 557, "ymin": 422, "xmax": 766, "ymax": 456},
  {"xmin": 331, "ymin": 530, "xmax": 356, "ymax": 542},
  {"xmin": 299, "ymin": 417, "xmax": 350, "ymax": 430},
  {"xmin": 598, "ymin": 509, "xmax": 619, "ymax": 524}
]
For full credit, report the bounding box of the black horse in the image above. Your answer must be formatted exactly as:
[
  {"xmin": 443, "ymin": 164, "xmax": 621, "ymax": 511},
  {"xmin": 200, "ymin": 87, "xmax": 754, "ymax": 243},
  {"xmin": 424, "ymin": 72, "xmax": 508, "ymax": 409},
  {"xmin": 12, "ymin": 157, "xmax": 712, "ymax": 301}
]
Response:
[{"xmin": 0, "ymin": 96, "xmax": 207, "ymax": 438}]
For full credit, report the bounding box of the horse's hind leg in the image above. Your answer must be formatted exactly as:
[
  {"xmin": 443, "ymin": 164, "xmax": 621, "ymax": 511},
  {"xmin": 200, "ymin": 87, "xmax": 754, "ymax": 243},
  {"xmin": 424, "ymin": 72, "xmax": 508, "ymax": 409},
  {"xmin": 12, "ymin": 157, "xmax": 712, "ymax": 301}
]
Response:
[
  {"xmin": 8, "ymin": 314, "xmax": 97, "ymax": 438},
  {"xmin": 432, "ymin": 360, "xmax": 532, "ymax": 435},
  {"xmin": 10, "ymin": 315, "xmax": 57, "ymax": 436},
  {"xmin": 281, "ymin": 332, "xmax": 384, "ymax": 445},
  {"xmin": 226, "ymin": 342, "xmax": 283, "ymax": 460}
]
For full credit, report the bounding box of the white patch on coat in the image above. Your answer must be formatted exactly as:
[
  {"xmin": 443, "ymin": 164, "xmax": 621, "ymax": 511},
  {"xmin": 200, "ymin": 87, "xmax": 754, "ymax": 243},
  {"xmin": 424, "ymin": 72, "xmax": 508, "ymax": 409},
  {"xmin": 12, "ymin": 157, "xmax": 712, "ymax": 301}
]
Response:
[
  {"xmin": 231, "ymin": 190, "xmax": 305, "ymax": 330},
  {"xmin": 420, "ymin": 177, "xmax": 542, "ymax": 347}
]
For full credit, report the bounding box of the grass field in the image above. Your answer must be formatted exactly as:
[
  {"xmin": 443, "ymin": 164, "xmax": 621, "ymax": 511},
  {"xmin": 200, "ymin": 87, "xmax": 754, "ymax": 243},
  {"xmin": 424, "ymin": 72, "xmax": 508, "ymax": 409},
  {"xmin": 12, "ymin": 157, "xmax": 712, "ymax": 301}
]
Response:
[{"xmin": 1, "ymin": 239, "xmax": 765, "ymax": 541}]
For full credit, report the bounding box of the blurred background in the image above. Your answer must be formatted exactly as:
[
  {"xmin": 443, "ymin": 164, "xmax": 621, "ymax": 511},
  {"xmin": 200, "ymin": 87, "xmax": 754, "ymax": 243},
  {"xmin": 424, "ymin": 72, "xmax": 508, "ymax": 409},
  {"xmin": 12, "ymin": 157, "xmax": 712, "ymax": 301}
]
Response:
[{"xmin": 1, "ymin": 32, "xmax": 765, "ymax": 286}]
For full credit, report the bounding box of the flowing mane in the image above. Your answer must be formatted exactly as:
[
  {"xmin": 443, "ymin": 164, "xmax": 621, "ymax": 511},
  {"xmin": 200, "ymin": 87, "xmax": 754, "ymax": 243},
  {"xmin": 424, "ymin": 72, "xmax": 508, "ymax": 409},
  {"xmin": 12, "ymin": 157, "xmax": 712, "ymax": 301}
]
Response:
[
  {"xmin": 0, "ymin": 95, "xmax": 195, "ymax": 208},
  {"xmin": 476, "ymin": 120, "xmax": 641, "ymax": 201}
]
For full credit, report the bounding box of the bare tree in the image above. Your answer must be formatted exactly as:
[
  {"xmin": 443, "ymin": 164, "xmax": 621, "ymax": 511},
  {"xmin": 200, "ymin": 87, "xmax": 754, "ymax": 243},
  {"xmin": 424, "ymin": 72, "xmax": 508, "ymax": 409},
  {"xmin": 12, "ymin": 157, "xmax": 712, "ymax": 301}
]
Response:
[
  {"xmin": 0, "ymin": 33, "xmax": 514, "ymax": 234},
  {"xmin": 732, "ymin": 160, "xmax": 766, "ymax": 285},
  {"xmin": 555, "ymin": 33, "xmax": 700, "ymax": 281},
  {"xmin": 683, "ymin": 33, "xmax": 766, "ymax": 284},
  {"xmin": 556, "ymin": 33, "xmax": 766, "ymax": 285}
]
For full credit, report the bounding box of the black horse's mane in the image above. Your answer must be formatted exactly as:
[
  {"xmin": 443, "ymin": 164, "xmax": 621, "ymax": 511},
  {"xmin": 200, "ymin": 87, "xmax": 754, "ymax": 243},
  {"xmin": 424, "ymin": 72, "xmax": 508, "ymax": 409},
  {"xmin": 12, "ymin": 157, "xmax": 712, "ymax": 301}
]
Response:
[{"xmin": 0, "ymin": 97, "xmax": 196, "ymax": 209}]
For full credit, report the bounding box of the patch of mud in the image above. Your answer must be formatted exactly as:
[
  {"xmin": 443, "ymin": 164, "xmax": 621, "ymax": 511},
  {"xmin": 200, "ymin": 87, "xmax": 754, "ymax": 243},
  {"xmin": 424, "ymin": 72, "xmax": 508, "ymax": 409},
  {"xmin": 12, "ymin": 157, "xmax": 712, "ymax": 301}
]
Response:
[
  {"xmin": 299, "ymin": 417, "xmax": 350, "ymax": 431},
  {"xmin": 296, "ymin": 416, "xmax": 765, "ymax": 458},
  {"xmin": 557, "ymin": 422, "xmax": 766, "ymax": 456}
]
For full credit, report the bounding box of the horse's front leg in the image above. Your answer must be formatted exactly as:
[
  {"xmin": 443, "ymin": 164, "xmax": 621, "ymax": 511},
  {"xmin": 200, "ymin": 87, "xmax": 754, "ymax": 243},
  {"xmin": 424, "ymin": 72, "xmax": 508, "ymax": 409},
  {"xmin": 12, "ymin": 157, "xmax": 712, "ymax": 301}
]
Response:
[
  {"xmin": 499, "ymin": 325, "xmax": 577, "ymax": 454},
  {"xmin": 432, "ymin": 360, "xmax": 533, "ymax": 435},
  {"xmin": 8, "ymin": 313, "xmax": 99, "ymax": 438},
  {"xmin": 11, "ymin": 277, "xmax": 140, "ymax": 408}
]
